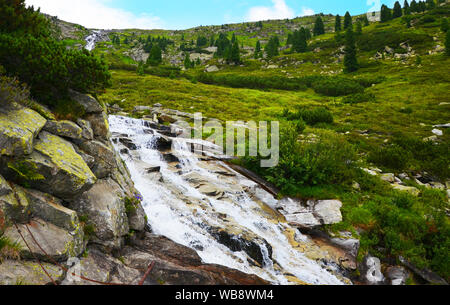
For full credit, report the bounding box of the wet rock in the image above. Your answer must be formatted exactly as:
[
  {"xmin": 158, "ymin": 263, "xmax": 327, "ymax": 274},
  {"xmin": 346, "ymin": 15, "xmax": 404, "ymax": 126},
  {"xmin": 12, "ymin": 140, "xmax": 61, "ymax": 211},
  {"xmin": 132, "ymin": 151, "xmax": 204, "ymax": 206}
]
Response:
[
  {"xmin": 0, "ymin": 260, "xmax": 64, "ymax": 285},
  {"xmin": 126, "ymin": 233, "xmax": 268, "ymax": 285},
  {"xmin": 359, "ymin": 255, "xmax": 385, "ymax": 285},
  {"xmin": 76, "ymin": 119, "xmax": 94, "ymax": 140},
  {"xmin": 285, "ymin": 213, "xmax": 321, "ymax": 229},
  {"xmin": 0, "ymin": 106, "xmax": 46, "ymax": 157},
  {"xmin": 209, "ymin": 228, "xmax": 273, "ymax": 267},
  {"xmin": 386, "ymin": 266, "xmax": 409, "ymax": 285},
  {"xmin": 69, "ymin": 90, "xmax": 103, "ymax": 114},
  {"xmin": 162, "ymin": 153, "xmax": 179, "ymax": 163},
  {"xmin": 3, "ymin": 131, "xmax": 97, "ymax": 200},
  {"xmin": 69, "ymin": 178, "xmax": 129, "ymax": 249},
  {"xmin": 153, "ymin": 136, "xmax": 172, "ymax": 151},
  {"xmin": 118, "ymin": 138, "xmax": 138, "ymax": 150},
  {"xmin": 43, "ymin": 120, "xmax": 82, "ymax": 140},
  {"xmin": 146, "ymin": 166, "xmax": 161, "ymax": 173},
  {"xmin": 4, "ymin": 218, "xmax": 84, "ymax": 262}
]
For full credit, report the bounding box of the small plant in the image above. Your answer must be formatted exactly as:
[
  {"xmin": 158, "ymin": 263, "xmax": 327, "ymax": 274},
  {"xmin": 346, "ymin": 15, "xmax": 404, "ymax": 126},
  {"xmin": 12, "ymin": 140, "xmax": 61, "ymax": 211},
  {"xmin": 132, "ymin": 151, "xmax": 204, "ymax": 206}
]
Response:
[
  {"xmin": 7, "ymin": 160, "xmax": 44, "ymax": 188},
  {"xmin": 0, "ymin": 236, "xmax": 21, "ymax": 262},
  {"xmin": 124, "ymin": 194, "xmax": 143, "ymax": 214}
]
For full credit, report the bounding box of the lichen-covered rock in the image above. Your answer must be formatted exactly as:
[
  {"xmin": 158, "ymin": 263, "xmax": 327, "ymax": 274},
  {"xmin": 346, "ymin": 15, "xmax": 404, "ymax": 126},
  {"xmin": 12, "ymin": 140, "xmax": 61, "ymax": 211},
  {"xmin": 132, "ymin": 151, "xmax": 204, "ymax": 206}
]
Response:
[
  {"xmin": 43, "ymin": 120, "xmax": 82, "ymax": 140},
  {"xmin": 69, "ymin": 178, "xmax": 129, "ymax": 248},
  {"xmin": 85, "ymin": 112, "xmax": 110, "ymax": 140},
  {"xmin": 127, "ymin": 201, "xmax": 147, "ymax": 232},
  {"xmin": 0, "ymin": 107, "xmax": 46, "ymax": 157},
  {"xmin": 23, "ymin": 188, "xmax": 80, "ymax": 232},
  {"xmin": 79, "ymin": 140, "xmax": 116, "ymax": 179},
  {"xmin": 76, "ymin": 119, "xmax": 94, "ymax": 140},
  {"xmin": 8, "ymin": 131, "xmax": 97, "ymax": 200},
  {"xmin": 4, "ymin": 218, "xmax": 85, "ymax": 262},
  {"xmin": 0, "ymin": 260, "xmax": 64, "ymax": 285},
  {"xmin": 69, "ymin": 90, "xmax": 103, "ymax": 114},
  {"xmin": 0, "ymin": 184, "xmax": 31, "ymax": 224},
  {"xmin": 0, "ymin": 174, "xmax": 11, "ymax": 196}
]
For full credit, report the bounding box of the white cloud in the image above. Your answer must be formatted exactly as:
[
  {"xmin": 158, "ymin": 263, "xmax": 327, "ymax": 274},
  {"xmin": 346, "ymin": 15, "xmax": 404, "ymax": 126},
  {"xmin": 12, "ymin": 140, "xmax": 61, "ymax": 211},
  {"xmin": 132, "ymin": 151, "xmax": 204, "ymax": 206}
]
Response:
[
  {"xmin": 245, "ymin": 0, "xmax": 314, "ymax": 22},
  {"xmin": 300, "ymin": 7, "xmax": 315, "ymax": 17},
  {"xmin": 246, "ymin": 0, "xmax": 295, "ymax": 21},
  {"xmin": 25, "ymin": 0, "xmax": 163, "ymax": 29}
]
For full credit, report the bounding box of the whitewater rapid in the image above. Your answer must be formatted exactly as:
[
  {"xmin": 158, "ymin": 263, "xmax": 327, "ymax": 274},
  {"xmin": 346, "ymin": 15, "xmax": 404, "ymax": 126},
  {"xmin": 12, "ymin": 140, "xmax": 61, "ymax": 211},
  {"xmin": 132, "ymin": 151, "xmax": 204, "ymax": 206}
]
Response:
[{"xmin": 109, "ymin": 115, "xmax": 345, "ymax": 285}]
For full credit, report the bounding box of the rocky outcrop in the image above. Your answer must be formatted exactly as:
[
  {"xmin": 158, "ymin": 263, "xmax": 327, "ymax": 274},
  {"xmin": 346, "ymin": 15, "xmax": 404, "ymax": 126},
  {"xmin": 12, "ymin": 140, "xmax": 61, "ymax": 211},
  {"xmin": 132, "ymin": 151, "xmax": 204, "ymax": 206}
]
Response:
[
  {"xmin": 43, "ymin": 120, "xmax": 83, "ymax": 140},
  {"xmin": 0, "ymin": 259, "xmax": 64, "ymax": 285}
]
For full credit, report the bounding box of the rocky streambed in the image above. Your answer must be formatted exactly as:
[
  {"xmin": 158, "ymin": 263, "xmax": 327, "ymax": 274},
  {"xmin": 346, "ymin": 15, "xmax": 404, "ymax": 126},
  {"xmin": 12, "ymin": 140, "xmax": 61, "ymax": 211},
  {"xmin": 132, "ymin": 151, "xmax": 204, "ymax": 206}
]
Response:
[{"xmin": 108, "ymin": 114, "xmax": 360, "ymax": 285}]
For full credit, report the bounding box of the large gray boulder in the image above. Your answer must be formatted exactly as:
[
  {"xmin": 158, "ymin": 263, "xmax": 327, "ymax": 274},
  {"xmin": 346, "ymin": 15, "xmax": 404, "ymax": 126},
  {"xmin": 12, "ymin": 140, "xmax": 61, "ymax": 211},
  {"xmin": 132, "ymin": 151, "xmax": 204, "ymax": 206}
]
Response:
[
  {"xmin": 69, "ymin": 90, "xmax": 103, "ymax": 114},
  {"xmin": 79, "ymin": 140, "xmax": 116, "ymax": 179},
  {"xmin": 0, "ymin": 260, "xmax": 64, "ymax": 285},
  {"xmin": 2, "ymin": 131, "xmax": 97, "ymax": 200},
  {"xmin": 23, "ymin": 188, "xmax": 80, "ymax": 232},
  {"xmin": 314, "ymin": 200, "xmax": 343, "ymax": 225},
  {"xmin": 4, "ymin": 218, "xmax": 85, "ymax": 262},
  {"xmin": 69, "ymin": 178, "xmax": 129, "ymax": 248},
  {"xmin": 0, "ymin": 107, "xmax": 46, "ymax": 157},
  {"xmin": 43, "ymin": 120, "xmax": 83, "ymax": 140},
  {"xmin": 85, "ymin": 112, "xmax": 110, "ymax": 140}
]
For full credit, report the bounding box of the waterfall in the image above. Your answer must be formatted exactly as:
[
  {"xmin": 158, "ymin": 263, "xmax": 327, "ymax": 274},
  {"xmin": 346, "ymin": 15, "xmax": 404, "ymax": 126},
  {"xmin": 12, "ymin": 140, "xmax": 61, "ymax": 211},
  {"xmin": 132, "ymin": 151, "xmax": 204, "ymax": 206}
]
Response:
[
  {"xmin": 85, "ymin": 30, "xmax": 102, "ymax": 51},
  {"xmin": 109, "ymin": 115, "xmax": 346, "ymax": 285}
]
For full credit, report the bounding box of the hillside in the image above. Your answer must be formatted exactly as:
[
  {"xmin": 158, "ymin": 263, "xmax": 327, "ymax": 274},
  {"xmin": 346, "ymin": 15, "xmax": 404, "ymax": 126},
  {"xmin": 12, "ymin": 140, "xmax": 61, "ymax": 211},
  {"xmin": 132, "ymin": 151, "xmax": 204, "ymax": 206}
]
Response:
[{"xmin": 0, "ymin": 0, "xmax": 449, "ymax": 286}]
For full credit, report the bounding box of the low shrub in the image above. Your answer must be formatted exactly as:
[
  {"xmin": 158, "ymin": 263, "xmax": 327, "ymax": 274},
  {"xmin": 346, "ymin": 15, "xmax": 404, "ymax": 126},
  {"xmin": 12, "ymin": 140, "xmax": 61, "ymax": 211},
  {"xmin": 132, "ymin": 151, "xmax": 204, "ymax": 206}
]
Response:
[
  {"xmin": 342, "ymin": 92, "xmax": 375, "ymax": 104},
  {"xmin": 310, "ymin": 77, "xmax": 365, "ymax": 97},
  {"xmin": 283, "ymin": 106, "xmax": 334, "ymax": 125},
  {"xmin": 367, "ymin": 144, "xmax": 412, "ymax": 172}
]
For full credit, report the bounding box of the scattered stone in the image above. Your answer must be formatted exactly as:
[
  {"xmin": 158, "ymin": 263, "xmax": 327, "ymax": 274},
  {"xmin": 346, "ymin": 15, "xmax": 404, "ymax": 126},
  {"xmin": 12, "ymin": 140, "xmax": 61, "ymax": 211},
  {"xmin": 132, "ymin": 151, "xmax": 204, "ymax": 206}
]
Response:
[
  {"xmin": 205, "ymin": 65, "xmax": 219, "ymax": 73},
  {"xmin": 432, "ymin": 129, "xmax": 443, "ymax": 136},
  {"xmin": 133, "ymin": 106, "xmax": 152, "ymax": 112},
  {"xmin": 380, "ymin": 173, "xmax": 395, "ymax": 183},
  {"xmin": 392, "ymin": 184, "xmax": 420, "ymax": 196}
]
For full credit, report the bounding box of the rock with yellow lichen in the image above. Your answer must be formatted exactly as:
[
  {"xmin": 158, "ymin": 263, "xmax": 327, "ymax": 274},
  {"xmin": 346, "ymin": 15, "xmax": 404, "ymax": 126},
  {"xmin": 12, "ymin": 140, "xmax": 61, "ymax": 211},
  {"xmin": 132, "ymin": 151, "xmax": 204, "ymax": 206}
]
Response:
[
  {"xmin": 43, "ymin": 120, "xmax": 83, "ymax": 140},
  {"xmin": 1, "ymin": 131, "xmax": 96, "ymax": 200},
  {"xmin": 0, "ymin": 260, "xmax": 64, "ymax": 285},
  {"xmin": 0, "ymin": 106, "xmax": 46, "ymax": 157}
]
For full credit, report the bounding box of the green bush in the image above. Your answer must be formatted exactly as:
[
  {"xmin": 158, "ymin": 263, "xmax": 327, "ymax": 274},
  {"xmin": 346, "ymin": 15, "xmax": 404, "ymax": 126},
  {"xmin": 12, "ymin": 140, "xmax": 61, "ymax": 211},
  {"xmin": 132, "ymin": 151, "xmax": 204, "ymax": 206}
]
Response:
[
  {"xmin": 342, "ymin": 92, "xmax": 375, "ymax": 104},
  {"xmin": 0, "ymin": 74, "xmax": 31, "ymax": 108},
  {"xmin": 310, "ymin": 77, "xmax": 365, "ymax": 96},
  {"xmin": 368, "ymin": 144, "xmax": 412, "ymax": 171},
  {"xmin": 284, "ymin": 106, "xmax": 334, "ymax": 125},
  {"xmin": 244, "ymin": 129, "xmax": 357, "ymax": 194}
]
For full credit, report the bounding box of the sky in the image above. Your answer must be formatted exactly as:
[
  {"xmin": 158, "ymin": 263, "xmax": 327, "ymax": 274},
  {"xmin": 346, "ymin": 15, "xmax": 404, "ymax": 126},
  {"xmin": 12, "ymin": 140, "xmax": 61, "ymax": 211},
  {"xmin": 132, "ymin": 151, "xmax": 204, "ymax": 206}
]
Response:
[{"xmin": 25, "ymin": 0, "xmax": 398, "ymax": 30}]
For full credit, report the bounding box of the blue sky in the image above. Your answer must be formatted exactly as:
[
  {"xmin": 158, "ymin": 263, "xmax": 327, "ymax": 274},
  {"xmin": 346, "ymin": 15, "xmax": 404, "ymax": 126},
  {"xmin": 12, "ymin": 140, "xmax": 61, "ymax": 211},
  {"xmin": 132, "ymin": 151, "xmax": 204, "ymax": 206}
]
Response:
[{"xmin": 26, "ymin": 0, "xmax": 398, "ymax": 30}]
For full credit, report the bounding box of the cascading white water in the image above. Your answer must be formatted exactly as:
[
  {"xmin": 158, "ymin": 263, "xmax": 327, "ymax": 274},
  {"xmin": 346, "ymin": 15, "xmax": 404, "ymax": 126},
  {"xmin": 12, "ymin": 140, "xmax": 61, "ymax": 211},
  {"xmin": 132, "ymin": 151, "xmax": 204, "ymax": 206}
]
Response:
[
  {"xmin": 109, "ymin": 115, "xmax": 345, "ymax": 285},
  {"xmin": 85, "ymin": 30, "xmax": 102, "ymax": 51}
]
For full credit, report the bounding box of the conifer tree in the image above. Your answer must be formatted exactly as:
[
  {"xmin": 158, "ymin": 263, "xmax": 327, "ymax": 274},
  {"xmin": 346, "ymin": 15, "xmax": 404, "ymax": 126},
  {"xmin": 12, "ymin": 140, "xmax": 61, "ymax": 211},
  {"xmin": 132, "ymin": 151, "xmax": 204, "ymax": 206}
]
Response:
[
  {"xmin": 313, "ymin": 16, "xmax": 325, "ymax": 36},
  {"xmin": 380, "ymin": 5, "xmax": 392, "ymax": 22},
  {"xmin": 344, "ymin": 27, "xmax": 358, "ymax": 73},
  {"xmin": 147, "ymin": 45, "xmax": 162, "ymax": 66},
  {"xmin": 445, "ymin": 29, "xmax": 450, "ymax": 56},
  {"xmin": 184, "ymin": 53, "xmax": 191, "ymax": 69},
  {"xmin": 355, "ymin": 21, "xmax": 363, "ymax": 36},
  {"xmin": 292, "ymin": 29, "xmax": 307, "ymax": 53},
  {"xmin": 441, "ymin": 18, "xmax": 449, "ymax": 33},
  {"xmin": 254, "ymin": 40, "xmax": 262, "ymax": 58},
  {"xmin": 335, "ymin": 15, "xmax": 342, "ymax": 32},
  {"xmin": 404, "ymin": 0, "xmax": 410, "ymax": 14},
  {"xmin": 410, "ymin": 0, "xmax": 418, "ymax": 12},
  {"xmin": 228, "ymin": 41, "xmax": 241, "ymax": 64},
  {"xmin": 344, "ymin": 12, "xmax": 352, "ymax": 30},
  {"xmin": 393, "ymin": 1, "xmax": 403, "ymax": 18},
  {"xmin": 265, "ymin": 36, "xmax": 280, "ymax": 58}
]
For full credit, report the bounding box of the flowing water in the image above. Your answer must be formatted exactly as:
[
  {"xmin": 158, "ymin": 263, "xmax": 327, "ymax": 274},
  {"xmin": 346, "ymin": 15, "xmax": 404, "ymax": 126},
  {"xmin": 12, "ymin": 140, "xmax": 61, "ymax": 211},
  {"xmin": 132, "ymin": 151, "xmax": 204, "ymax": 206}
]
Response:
[
  {"xmin": 85, "ymin": 30, "xmax": 102, "ymax": 51},
  {"xmin": 109, "ymin": 115, "xmax": 346, "ymax": 285}
]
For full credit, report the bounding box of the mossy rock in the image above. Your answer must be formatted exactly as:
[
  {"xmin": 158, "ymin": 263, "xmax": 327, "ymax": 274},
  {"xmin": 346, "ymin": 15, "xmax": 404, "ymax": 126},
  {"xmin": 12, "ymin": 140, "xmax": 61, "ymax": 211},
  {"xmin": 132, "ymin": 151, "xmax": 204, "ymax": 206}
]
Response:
[{"xmin": 0, "ymin": 107, "xmax": 46, "ymax": 157}]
